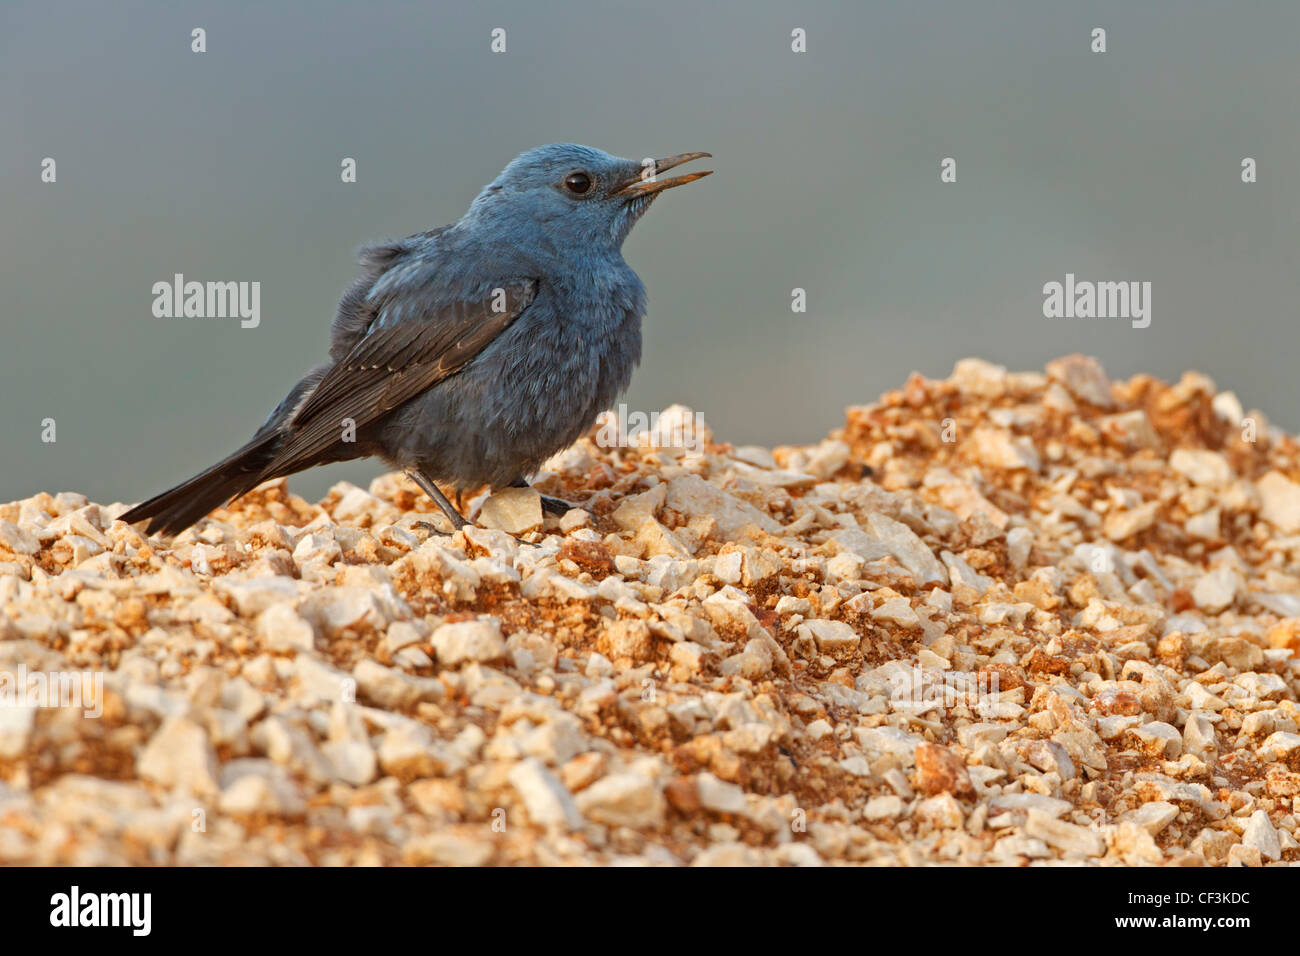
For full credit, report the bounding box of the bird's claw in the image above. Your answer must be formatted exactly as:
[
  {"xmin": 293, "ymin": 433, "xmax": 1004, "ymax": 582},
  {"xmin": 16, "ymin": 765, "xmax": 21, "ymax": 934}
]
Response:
[
  {"xmin": 415, "ymin": 519, "xmax": 458, "ymax": 537},
  {"xmin": 539, "ymin": 494, "xmax": 575, "ymax": 517}
]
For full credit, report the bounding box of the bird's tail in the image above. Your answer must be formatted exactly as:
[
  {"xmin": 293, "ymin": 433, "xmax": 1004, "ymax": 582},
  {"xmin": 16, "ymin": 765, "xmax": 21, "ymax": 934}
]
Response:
[{"xmin": 118, "ymin": 434, "xmax": 281, "ymax": 537}]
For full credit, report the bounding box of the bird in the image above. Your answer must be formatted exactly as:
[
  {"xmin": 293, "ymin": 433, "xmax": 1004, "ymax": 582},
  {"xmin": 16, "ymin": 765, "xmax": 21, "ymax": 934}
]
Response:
[{"xmin": 119, "ymin": 144, "xmax": 712, "ymax": 536}]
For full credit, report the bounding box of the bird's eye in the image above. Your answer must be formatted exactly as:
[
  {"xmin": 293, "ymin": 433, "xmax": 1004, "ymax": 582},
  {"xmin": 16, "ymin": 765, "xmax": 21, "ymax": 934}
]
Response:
[{"xmin": 564, "ymin": 172, "xmax": 593, "ymax": 195}]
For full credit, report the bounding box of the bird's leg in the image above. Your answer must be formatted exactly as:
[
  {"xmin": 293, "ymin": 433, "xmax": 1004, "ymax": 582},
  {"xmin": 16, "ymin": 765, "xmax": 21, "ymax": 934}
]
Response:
[
  {"xmin": 511, "ymin": 477, "xmax": 575, "ymax": 516},
  {"xmin": 407, "ymin": 469, "xmax": 469, "ymax": 532}
]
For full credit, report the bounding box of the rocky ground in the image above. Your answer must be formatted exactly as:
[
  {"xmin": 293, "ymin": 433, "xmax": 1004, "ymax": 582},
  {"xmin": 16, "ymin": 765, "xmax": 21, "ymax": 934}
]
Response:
[{"xmin": 2, "ymin": 355, "xmax": 1300, "ymax": 866}]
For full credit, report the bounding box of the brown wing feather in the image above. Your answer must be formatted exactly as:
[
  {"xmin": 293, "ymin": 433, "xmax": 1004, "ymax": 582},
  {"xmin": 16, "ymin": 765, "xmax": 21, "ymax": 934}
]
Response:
[{"xmin": 264, "ymin": 280, "xmax": 536, "ymax": 474}]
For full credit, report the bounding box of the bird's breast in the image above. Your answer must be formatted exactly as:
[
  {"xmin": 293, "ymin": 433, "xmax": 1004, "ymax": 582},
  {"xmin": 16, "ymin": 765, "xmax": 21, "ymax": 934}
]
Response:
[
  {"xmin": 501, "ymin": 298, "xmax": 642, "ymax": 425},
  {"xmin": 377, "ymin": 285, "xmax": 644, "ymax": 488}
]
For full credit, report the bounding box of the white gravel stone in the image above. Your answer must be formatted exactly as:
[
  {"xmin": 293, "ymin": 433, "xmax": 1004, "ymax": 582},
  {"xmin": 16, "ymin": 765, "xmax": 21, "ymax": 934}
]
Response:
[
  {"xmin": 376, "ymin": 721, "xmax": 456, "ymax": 778},
  {"xmin": 353, "ymin": 658, "xmax": 440, "ymax": 709},
  {"xmin": 863, "ymin": 513, "xmax": 948, "ymax": 586},
  {"xmin": 1004, "ymin": 527, "xmax": 1033, "ymax": 569},
  {"xmin": 1258, "ymin": 731, "xmax": 1300, "ymax": 762},
  {"xmin": 0, "ymin": 706, "xmax": 35, "ymax": 759},
  {"xmin": 970, "ymin": 428, "xmax": 1041, "ymax": 471},
  {"xmin": 298, "ymin": 585, "xmax": 401, "ymax": 637},
  {"xmin": 1193, "ymin": 566, "xmax": 1240, "ymax": 614},
  {"xmin": 383, "ymin": 621, "xmax": 425, "ymax": 655},
  {"xmin": 1023, "ymin": 808, "xmax": 1105, "ymax": 857},
  {"xmin": 664, "ymin": 474, "xmax": 780, "ymax": 537},
  {"xmin": 1123, "ymin": 801, "xmax": 1179, "ymax": 836},
  {"xmin": 404, "ymin": 832, "xmax": 494, "ymax": 866},
  {"xmin": 1258, "ymin": 471, "xmax": 1300, "ymax": 533},
  {"xmin": 1241, "ymin": 810, "xmax": 1281, "ymax": 861},
  {"xmin": 1183, "ymin": 712, "xmax": 1219, "ymax": 759},
  {"xmin": 989, "ymin": 793, "xmax": 1072, "ymax": 818},
  {"xmin": 915, "ymin": 794, "xmax": 964, "ymax": 829},
  {"xmin": 431, "ymin": 618, "xmax": 506, "ymax": 665},
  {"xmin": 508, "ymin": 757, "xmax": 583, "ymax": 830},
  {"xmin": 137, "ymin": 717, "xmax": 220, "ymax": 795},
  {"xmin": 574, "ymin": 773, "xmax": 666, "ymax": 828},
  {"xmin": 871, "ymin": 596, "xmax": 921, "ymax": 628},
  {"xmin": 1133, "ymin": 722, "xmax": 1183, "ymax": 759},
  {"xmin": 696, "ymin": 773, "xmax": 747, "ymax": 815},
  {"xmin": 0, "ymin": 521, "xmax": 40, "ymax": 555},
  {"xmin": 256, "ymin": 603, "xmax": 317, "ymax": 652},
  {"xmin": 218, "ymin": 760, "xmax": 305, "ymax": 816},
  {"xmin": 958, "ymin": 723, "xmax": 1009, "ymax": 749},
  {"xmin": 797, "ymin": 619, "xmax": 860, "ymax": 654},
  {"xmin": 291, "ymin": 654, "xmax": 355, "ymax": 705},
  {"xmin": 479, "ymin": 487, "xmax": 543, "ymax": 534},
  {"xmin": 1170, "ymin": 449, "xmax": 1232, "ymax": 487},
  {"xmin": 321, "ymin": 738, "xmax": 377, "ymax": 786},
  {"xmin": 862, "ymin": 795, "xmax": 904, "ymax": 821},
  {"xmin": 216, "ymin": 575, "xmax": 301, "ymax": 616},
  {"xmin": 1046, "ymin": 354, "xmax": 1114, "ymax": 408}
]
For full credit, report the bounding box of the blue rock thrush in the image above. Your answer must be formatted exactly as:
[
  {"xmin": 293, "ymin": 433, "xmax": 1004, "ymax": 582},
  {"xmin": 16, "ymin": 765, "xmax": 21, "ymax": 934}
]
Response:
[{"xmin": 120, "ymin": 144, "xmax": 712, "ymax": 535}]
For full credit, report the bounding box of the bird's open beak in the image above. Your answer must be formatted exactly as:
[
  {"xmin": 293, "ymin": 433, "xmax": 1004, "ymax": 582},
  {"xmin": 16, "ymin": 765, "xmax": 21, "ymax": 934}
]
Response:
[{"xmin": 615, "ymin": 152, "xmax": 713, "ymax": 199}]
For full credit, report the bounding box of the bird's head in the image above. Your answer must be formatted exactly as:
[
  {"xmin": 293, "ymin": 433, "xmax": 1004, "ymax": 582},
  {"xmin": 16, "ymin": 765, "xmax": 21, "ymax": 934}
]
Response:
[{"xmin": 464, "ymin": 143, "xmax": 712, "ymax": 252}]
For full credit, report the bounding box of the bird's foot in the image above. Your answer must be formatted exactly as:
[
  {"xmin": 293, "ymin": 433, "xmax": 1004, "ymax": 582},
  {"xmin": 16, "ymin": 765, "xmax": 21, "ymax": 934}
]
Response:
[
  {"xmin": 407, "ymin": 469, "xmax": 471, "ymax": 532},
  {"xmin": 510, "ymin": 478, "xmax": 577, "ymax": 517},
  {"xmin": 538, "ymin": 494, "xmax": 575, "ymax": 517},
  {"xmin": 414, "ymin": 519, "xmax": 456, "ymax": 537}
]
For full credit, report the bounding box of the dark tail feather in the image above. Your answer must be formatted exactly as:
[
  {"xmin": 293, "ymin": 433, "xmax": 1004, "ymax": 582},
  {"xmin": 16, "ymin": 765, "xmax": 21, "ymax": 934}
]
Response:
[{"xmin": 119, "ymin": 434, "xmax": 280, "ymax": 537}]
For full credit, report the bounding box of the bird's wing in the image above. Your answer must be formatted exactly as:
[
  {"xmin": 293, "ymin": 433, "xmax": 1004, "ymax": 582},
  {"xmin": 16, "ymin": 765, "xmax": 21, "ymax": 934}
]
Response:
[{"xmin": 264, "ymin": 279, "xmax": 537, "ymax": 474}]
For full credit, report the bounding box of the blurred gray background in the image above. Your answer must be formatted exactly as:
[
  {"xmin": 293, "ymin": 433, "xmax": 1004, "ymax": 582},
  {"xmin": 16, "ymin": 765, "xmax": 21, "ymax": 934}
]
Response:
[{"xmin": 2, "ymin": 0, "xmax": 1297, "ymax": 505}]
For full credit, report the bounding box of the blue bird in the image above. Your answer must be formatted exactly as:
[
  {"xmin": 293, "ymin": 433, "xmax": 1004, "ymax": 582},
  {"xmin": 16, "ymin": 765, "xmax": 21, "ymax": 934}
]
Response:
[{"xmin": 121, "ymin": 144, "xmax": 712, "ymax": 534}]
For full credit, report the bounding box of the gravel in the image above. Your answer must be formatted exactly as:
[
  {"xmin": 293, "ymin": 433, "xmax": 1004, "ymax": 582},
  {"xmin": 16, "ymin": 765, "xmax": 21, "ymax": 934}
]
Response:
[{"xmin": 1, "ymin": 354, "xmax": 1299, "ymax": 866}]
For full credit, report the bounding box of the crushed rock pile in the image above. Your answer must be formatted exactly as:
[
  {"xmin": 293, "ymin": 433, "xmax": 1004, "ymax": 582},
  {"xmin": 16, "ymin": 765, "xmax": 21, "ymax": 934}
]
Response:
[{"xmin": 2, "ymin": 354, "xmax": 1300, "ymax": 866}]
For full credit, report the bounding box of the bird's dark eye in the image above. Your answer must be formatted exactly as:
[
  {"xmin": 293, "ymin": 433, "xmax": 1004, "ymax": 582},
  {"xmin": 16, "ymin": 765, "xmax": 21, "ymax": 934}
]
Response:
[{"xmin": 564, "ymin": 172, "xmax": 592, "ymax": 195}]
